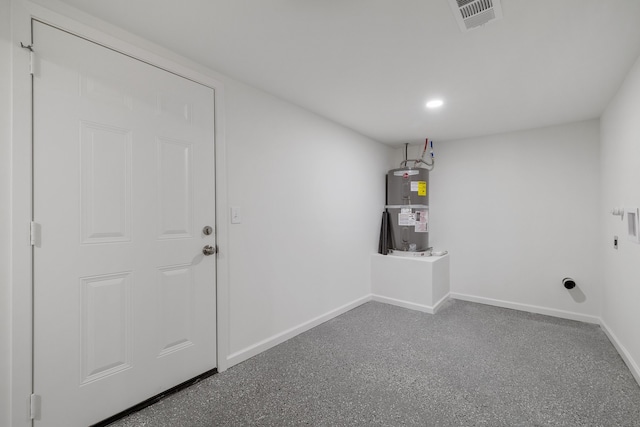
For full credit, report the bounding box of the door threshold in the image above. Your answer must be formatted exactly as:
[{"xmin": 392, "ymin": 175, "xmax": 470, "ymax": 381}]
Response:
[{"xmin": 91, "ymin": 368, "xmax": 218, "ymax": 427}]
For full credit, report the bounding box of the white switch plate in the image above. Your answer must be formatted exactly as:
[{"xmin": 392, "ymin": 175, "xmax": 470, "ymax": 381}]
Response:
[
  {"xmin": 230, "ymin": 206, "xmax": 241, "ymax": 224},
  {"xmin": 625, "ymin": 207, "xmax": 639, "ymax": 243}
]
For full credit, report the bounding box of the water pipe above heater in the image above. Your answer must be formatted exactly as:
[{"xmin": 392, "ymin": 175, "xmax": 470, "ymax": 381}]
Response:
[{"xmin": 400, "ymin": 139, "xmax": 435, "ymax": 170}]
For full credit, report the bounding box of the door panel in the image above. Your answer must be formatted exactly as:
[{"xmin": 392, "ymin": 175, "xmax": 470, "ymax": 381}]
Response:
[
  {"xmin": 80, "ymin": 121, "xmax": 133, "ymax": 243},
  {"xmin": 33, "ymin": 21, "xmax": 216, "ymax": 427},
  {"xmin": 79, "ymin": 272, "xmax": 133, "ymax": 385}
]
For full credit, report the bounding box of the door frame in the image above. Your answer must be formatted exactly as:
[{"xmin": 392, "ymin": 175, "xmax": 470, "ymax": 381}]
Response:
[{"xmin": 9, "ymin": 2, "xmax": 231, "ymax": 426}]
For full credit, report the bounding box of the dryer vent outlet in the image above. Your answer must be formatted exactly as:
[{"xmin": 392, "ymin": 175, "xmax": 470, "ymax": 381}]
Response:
[
  {"xmin": 562, "ymin": 278, "xmax": 576, "ymax": 290},
  {"xmin": 448, "ymin": 0, "xmax": 503, "ymax": 32}
]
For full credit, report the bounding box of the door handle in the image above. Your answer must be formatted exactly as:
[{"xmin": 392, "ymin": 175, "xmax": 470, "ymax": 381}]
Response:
[{"xmin": 202, "ymin": 245, "xmax": 216, "ymax": 256}]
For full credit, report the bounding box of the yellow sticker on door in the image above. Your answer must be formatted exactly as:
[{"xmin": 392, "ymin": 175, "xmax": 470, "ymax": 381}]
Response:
[{"xmin": 417, "ymin": 181, "xmax": 427, "ymax": 196}]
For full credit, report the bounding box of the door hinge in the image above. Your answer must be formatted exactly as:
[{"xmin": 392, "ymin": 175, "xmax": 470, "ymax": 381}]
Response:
[
  {"xmin": 30, "ymin": 221, "xmax": 41, "ymax": 246},
  {"xmin": 30, "ymin": 394, "xmax": 41, "ymax": 420},
  {"xmin": 20, "ymin": 42, "xmax": 34, "ymax": 75}
]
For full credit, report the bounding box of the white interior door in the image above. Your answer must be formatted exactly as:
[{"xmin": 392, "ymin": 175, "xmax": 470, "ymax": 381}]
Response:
[{"xmin": 32, "ymin": 21, "xmax": 217, "ymax": 427}]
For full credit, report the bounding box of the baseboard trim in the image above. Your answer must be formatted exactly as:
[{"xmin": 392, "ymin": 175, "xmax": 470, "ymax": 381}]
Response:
[
  {"xmin": 225, "ymin": 295, "xmax": 372, "ymax": 368},
  {"xmin": 600, "ymin": 320, "xmax": 640, "ymax": 387},
  {"xmin": 432, "ymin": 293, "xmax": 451, "ymax": 313},
  {"xmin": 371, "ymin": 294, "xmax": 450, "ymax": 314},
  {"xmin": 449, "ymin": 292, "xmax": 601, "ymax": 324}
]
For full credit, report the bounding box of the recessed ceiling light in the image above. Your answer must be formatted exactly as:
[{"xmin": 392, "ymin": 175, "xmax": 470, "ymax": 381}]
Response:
[{"xmin": 426, "ymin": 99, "xmax": 444, "ymax": 109}]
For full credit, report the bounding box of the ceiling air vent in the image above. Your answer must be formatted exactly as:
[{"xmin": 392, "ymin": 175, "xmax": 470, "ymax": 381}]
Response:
[{"xmin": 448, "ymin": 0, "xmax": 503, "ymax": 32}]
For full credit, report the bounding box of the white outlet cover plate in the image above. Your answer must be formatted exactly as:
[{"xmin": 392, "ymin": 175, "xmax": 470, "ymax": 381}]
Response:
[{"xmin": 231, "ymin": 206, "xmax": 241, "ymax": 224}]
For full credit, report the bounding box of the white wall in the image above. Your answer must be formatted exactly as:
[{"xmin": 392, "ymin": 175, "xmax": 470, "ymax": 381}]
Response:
[
  {"xmin": 1, "ymin": 0, "xmax": 12, "ymax": 424},
  {"xmin": 224, "ymin": 79, "xmax": 392, "ymax": 360},
  {"xmin": 397, "ymin": 121, "xmax": 602, "ymax": 321},
  {"xmin": 601, "ymin": 54, "xmax": 640, "ymax": 381}
]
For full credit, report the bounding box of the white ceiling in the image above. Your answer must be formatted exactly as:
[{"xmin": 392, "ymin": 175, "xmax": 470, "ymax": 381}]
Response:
[{"xmin": 38, "ymin": 0, "xmax": 640, "ymax": 146}]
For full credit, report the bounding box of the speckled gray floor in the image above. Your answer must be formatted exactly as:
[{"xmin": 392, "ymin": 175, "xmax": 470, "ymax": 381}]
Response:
[{"xmin": 108, "ymin": 300, "xmax": 640, "ymax": 426}]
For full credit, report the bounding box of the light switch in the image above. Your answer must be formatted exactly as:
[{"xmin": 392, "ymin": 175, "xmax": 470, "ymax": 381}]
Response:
[{"xmin": 230, "ymin": 206, "xmax": 241, "ymax": 224}]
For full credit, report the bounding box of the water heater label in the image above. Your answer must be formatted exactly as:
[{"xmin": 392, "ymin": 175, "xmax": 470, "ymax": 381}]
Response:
[
  {"xmin": 415, "ymin": 209, "xmax": 429, "ymax": 233},
  {"xmin": 398, "ymin": 209, "xmax": 416, "ymax": 226},
  {"xmin": 410, "ymin": 181, "xmax": 427, "ymax": 196},
  {"xmin": 418, "ymin": 181, "xmax": 427, "ymax": 196}
]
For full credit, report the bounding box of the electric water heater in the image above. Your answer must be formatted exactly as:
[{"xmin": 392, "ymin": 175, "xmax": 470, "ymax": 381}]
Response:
[{"xmin": 386, "ymin": 167, "xmax": 429, "ymax": 252}]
